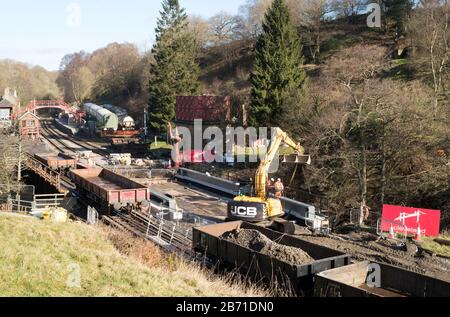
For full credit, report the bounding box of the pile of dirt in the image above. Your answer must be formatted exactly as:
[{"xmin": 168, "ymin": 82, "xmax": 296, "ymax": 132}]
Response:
[
  {"xmin": 298, "ymin": 234, "xmax": 450, "ymax": 283},
  {"xmin": 222, "ymin": 229, "xmax": 314, "ymax": 266}
]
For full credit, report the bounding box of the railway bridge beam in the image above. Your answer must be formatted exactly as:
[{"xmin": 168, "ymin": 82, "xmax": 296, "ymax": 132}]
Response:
[
  {"xmin": 23, "ymin": 153, "xmax": 68, "ymax": 194},
  {"xmin": 13, "ymin": 100, "xmax": 85, "ymax": 123}
]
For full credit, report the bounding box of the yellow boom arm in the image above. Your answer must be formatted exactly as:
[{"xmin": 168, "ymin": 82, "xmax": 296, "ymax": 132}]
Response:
[{"xmin": 254, "ymin": 128, "xmax": 311, "ymax": 199}]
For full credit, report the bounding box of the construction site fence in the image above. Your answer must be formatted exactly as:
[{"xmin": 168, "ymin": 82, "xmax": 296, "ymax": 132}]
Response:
[
  {"xmin": 376, "ymin": 218, "xmax": 408, "ymax": 242},
  {"xmin": 348, "ymin": 208, "xmax": 382, "ymax": 228},
  {"xmin": 0, "ymin": 193, "xmax": 65, "ymax": 213},
  {"xmin": 33, "ymin": 194, "xmax": 65, "ymax": 209},
  {"xmin": 0, "ymin": 200, "xmax": 32, "ymax": 213},
  {"xmin": 109, "ymin": 206, "xmax": 215, "ymax": 257}
]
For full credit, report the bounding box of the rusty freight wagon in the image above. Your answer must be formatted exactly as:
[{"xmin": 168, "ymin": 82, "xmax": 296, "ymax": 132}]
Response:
[
  {"xmin": 314, "ymin": 261, "xmax": 450, "ymax": 297},
  {"xmin": 71, "ymin": 168, "xmax": 150, "ymax": 214},
  {"xmin": 100, "ymin": 129, "xmax": 141, "ymax": 139},
  {"xmin": 34, "ymin": 153, "xmax": 77, "ymax": 171},
  {"xmin": 193, "ymin": 221, "xmax": 351, "ymax": 296}
]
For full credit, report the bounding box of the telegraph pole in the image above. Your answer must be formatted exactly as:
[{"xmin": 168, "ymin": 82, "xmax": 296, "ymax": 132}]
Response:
[
  {"xmin": 16, "ymin": 124, "xmax": 23, "ymax": 212},
  {"xmin": 17, "ymin": 136, "xmax": 22, "ymax": 182},
  {"xmin": 143, "ymin": 107, "xmax": 148, "ymax": 142}
]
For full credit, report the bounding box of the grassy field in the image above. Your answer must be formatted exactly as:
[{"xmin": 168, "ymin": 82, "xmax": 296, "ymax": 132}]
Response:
[
  {"xmin": 149, "ymin": 141, "xmax": 172, "ymax": 151},
  {"xmin": 421, "ymin": 236, "xmax": 450, "ymax": 258},
  {"xmin": 0, "ymin": 213, "xmax": 266, "ymax": 297}
]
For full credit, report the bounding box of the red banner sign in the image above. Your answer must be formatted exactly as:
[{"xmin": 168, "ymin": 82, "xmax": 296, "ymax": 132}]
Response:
[{"xmin": 381, "ymin": 205, "xmax": 441, "ymax": 237}]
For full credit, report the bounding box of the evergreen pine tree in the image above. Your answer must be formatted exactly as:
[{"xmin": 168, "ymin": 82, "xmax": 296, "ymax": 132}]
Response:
[
  {"xmin": 249, "ymin": 0, "xmax": 307, "ymax": 128},
  {"xmin": 384, "ymin": 0, "xmax": 413, "ymax": 37},
  {"xmin": 148, "ymin": 0, "xmax": 200, "ymax": 132}
]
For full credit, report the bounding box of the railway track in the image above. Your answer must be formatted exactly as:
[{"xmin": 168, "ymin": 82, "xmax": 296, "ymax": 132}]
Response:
[
  {"xmin": 41, "ymin": 122, "xmax": 88, "ymax": 155},
  {"xmin": 35, "ymin": 121, "xmax": 223, "ymax": 257},
  {"xmin": 41, "ymin": 120, "xmax": 110, "ymax": 156},
  {"xmin": 40, "ymin": 123, "xmax": 73, "ymax": 154},
  {"xmin": 42, "ymin": 120, "xmax": 109, "ymax": 155}
]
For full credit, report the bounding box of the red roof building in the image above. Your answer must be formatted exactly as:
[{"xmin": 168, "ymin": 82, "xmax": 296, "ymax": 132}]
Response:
[
  {"xmin": 176, "ymin": 96, "xmax": 231, "ymax": 124},
  {"xmin": 17, "ymin": 111, "xmax": 41, "ymax": 140}
]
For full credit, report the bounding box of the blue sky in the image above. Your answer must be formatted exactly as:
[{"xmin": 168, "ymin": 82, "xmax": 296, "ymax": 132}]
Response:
[{"xmin": 0, "ymin": 0, "xmax": 244, "ymax": 71}]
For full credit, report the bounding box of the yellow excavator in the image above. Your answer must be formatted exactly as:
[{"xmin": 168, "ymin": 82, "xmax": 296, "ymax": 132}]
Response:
[{"xmin": 227, "ymin": 127, "xmax": 311, "ymax": 233}]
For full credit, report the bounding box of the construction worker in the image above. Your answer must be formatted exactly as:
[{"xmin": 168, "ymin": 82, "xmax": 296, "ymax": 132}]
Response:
[
  {"xmin": 266, "ymin": 177, "xmax": 275, "ymax": 195},
  {"xmin": 363, "ymin": 205, "xmax": 371, "ymax": 222},
  {"xmin": 274, "ymin": 178, "xmax": 284, "ymax": 198},
  {"xmin": 167, "ymin": 122, "xmax": 182, "ymax": 168},
  {"xmin": 359, "ymin": 204, "xmax": 371, "ymax": 225}
]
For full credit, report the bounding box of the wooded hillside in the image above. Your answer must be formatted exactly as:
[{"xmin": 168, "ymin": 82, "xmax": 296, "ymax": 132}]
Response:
[{"xmin": 1, "ymin": 0, "xmax": 448, "ymax": 225}]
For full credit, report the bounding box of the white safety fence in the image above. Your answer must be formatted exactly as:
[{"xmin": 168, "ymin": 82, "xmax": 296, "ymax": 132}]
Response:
[{"xmin": 110, "ymin": 207, "xmax": 215, "ymax": 256}]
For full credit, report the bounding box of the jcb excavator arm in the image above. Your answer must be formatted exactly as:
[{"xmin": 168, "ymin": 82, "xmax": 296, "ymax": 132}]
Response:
[{"xmin": 254, "ymin": 128, "xmax": 311, "ymax": 199}]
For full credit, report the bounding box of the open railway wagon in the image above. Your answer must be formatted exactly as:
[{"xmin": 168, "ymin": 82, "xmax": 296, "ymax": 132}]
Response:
[
  {"xmin": 100, "ymin": 129, "xmax": 141, "ymax": 139},
  {"xmin": 314, "ymin": 261, "xmax": 450, "ymax": 297},
  {"xmin": 70, "ymin": 168, "xmax": 150, "ymax": 215},
  {"xmin": 193, "ymin": 221, "xmax": 351, "ymax": 296},
  {"xmin": 34, "ymin": 153, "xmax": 77, "ymax": 172}
]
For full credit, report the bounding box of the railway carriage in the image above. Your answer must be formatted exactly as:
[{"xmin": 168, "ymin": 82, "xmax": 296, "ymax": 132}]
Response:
[
  {"xmin": 84, "ymin": 103, "xmax": 119, "ymax": 131},
  {"xmin": 102, "ymin": 104, "xmax": 135, "ymax": 130}
]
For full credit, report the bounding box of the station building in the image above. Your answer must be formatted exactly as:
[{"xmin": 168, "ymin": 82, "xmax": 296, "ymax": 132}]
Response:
[
  {"xmin": 0, "ymin": 87, "xmax": 20, "ymax": 129},
  {"xmin": 0, "ymin": 99, "xmax": 13, "ymax": 128},
  {"xmin": 17, "ymin": 111, "xmax": 41, "ymax": 140},
  {"xmin": 174, "ymin": 95, "xmax": 250, "ymax": 150}
]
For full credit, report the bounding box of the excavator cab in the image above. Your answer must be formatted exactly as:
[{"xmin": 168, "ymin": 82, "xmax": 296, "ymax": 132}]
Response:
[
  {"xmin": 227, "ymin": 197, "xmax": 295, "ymax": 234},
  {"xmin": 226, "ymin": 128, "xmax": 311, "ymax": 234},
  {"xmin": 228, "ymin": 196, "xmax": 283, "ymax": 222}
]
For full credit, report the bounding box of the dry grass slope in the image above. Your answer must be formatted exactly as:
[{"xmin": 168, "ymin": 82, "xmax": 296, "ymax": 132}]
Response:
[
  {"xmin": 0, "ymin": 213, "xmax": 266, "ymax": 297},
  {"xmin": 421, "ymin": 236, "xmax": 450, "ymax": 258}
]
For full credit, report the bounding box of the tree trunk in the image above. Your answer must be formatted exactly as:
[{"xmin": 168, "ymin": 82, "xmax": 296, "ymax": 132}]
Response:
[
  {"xmin": 380, "ymin": 126, "xmax": 387, "ymax": 209},
  {"xmin": 17, "ymin": 138, "xmax": 22, "ymax": 195},
  {"xmin": 360, "ymin": 144, "xmax": 368, "ymax": 226}
]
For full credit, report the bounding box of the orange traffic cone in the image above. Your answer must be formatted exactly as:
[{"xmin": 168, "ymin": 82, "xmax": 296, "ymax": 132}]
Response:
[
  {"xmin": 389, "ymin": 225, "xmax": 395, "ymax": 239},
  {"xmin": 414, "ymin": 225, "xmax": 422, "ymax": 242}
]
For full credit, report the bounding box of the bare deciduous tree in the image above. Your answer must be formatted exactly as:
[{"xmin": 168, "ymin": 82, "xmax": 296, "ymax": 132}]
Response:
[
  {"xmin": 0, "ymin": 129, "xmax": 24, "ymax": 198},
  {"xmin": 188, "ymin": 15, "xmax": 213, "ymax": 47},
  {"xmin": 237, "ymin": 0, "xmax": 273, "ymax": 38},
  {"xmin": 409, "ymin": 0, "xmax": 449, "ymax": 116},
  {"xmin": 57, "ymin": 52, "xmax": 93, "ymax": 104},
  {"xmin": 209, "ymin": 12, "xmax": 240, "ymax": 45},
  {"xmin": 330, "ymin": 0, "xmax": 366, "ymax": 21},
  {"xmin": 0, "ymin": 60, "xmax": 60, "ymax": 105},
  {"xmin": 295, "ymin": 0, "xmax": 331, "ymax": 63}
]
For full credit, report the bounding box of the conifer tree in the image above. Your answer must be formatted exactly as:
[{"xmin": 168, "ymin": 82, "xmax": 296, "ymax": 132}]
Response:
[
  {"xmin": 383, "ymin": 0, "xmax": 414, "ymax": 37},
  {"xmin": 148, "ymin": 0, "xmax": 200, "ymax": 132},
  {"xmin": 249, "ymin": 0, "xmax": 307, "ymax": 128}
]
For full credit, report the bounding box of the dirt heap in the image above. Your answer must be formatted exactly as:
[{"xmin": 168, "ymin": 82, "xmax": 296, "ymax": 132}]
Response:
[{"xmin": 222, "ymin": 229, "xmax": 314, "ymax": 266}]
